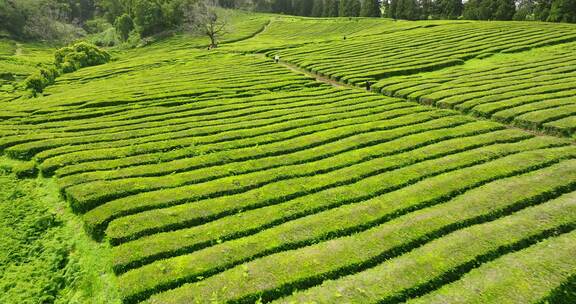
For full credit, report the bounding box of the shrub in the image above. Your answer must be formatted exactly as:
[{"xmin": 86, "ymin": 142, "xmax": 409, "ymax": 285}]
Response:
[
  {"xmin": 24, "ymin": 72, "xmax": 47, "ymax": 94},
  {"xmin": 124, "ymin": 30, "xmax": 143, "ymax": 48},
  {"xmin": 54, "ymin": 42, "xmax": 111, "ymax": 73},
  {"xmin": 90, "ymin": 27, "xmax": 120, "ymax": 47},
  {"xmin": 23, "ymin": 65, "xmax": 60, "ymax": 94},
  {"xmin": 40, "ymin": 66, "xmax": 58, "ymax": 83}
]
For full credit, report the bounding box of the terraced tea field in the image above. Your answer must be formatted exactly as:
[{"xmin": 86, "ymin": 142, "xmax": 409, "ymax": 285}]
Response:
[
  {"xmin": 0, "ymin": 40, "xmax": 54, "ymax": 103},
  {"xmin": 1, "ymin": 14, "xmax": 576, "ymax": 304},
  {"xmin": 266, "ymin": 21, "xmax": 576, "ymax": 138},
  {"xmin": 372, "ymin": 42, "xmax": 576, "ymax": 138}
]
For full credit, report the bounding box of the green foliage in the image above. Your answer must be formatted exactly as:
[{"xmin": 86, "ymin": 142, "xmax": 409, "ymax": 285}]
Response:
[
  {"xmin": 389, "ymin": 0, "xmax": 420, "ymax": 19},
  {"xmin": 54, "ymin": 42, "xmax": 111, "ymax": 72},
  {"xmin": 339, "ymin": 0, "xmax": 361, "ymax": 16},
  {"xmin": 23, "ymin": 42, "xmax": 110, "ymax": 94},
  {"xmin": 278, "ymin": 196, "xmax": 576, "ymax": 304},
  {"xmin": 513, "ymin": 0, "xmax": 536, "ymax": 21},
  {"xmin": 361, "ymin": 0, "xmax": 382, "ymax": 17},
  {"xmin": 548, "ymin": 0, "xmax": 576, "ymax": 22},
  {"xmin": 259, "ymin": 0, "xmax": 569, "ymax": 21},
  {"xmin": 371, "ymin": 42, "xmax": 576, "ymax": 137},
  {"xmin": 89, "ymin": 27, "xmax": 121, "ymax": 47},
  {"xmin": 463, "ymin": 0, "xmax": 516, "ymax": 20},
  {"xmin": 0, "ymin": 0, "xmax": 26, "ymax": 38},
  {"xmin": 137, "ymin": 156, "xmax": 576, "ymax": 303},
  {"xmin": 115, "ymin": 14, "xmax": 135, "ymax": 41},
  {"xmin": 292, "ymin": 0, "xmax": 314, "ymax": 16},
  {"xmin": 218, "ymin": 0, "xmax": 236, "ymax": 8},
  {"xmin": 324, "ymin": 0, "xmax": 340, "ymax": 16},
  {"xmin": 133, "ymin": 0, "xmax": 166, "ymax": 37},
  {"xmin": 99, "ymin": 0, "xmax": 127, "ymax": 23},
  {"xmin": 411, "ymin": 228, "xmax": 576, "ymax": 304},
  {"xmin": 0, "ymin": 39, "xmax": 16, "ymax": 56},
  {"xmin": 271, "ymin": 0, "xmax": 293, "ymax": 14},
  {"xmin": 0, "ymin": 41, "xmax": 56, "ymax": 101},
  {"xmin": 437, "ymin": 0, "xmax": 463, "ymax": 18},
  {"xmin": 494, "ymin": 0, "xmax": 516, "ymax": 19},
  {"xmin": 24, "ymin": 72, "xmax": 48, "ymax": 94},
  {"xmin": 0, "ymin": 0, "xmax": 91, "ymax": 41},
  {"xmin": 0, "ymin": 72, "xmax": 15, "ymax": 81},
  {"xmin": 0, "ymin": 171, "xmax": 120, "ymax": 304},
  {"xmin": 0, "ymin": 178, "xmax": 67, "ymax": 304},
  {"xmin": 23, "ymin": 66, "xmax": 59, "ymax": 94},
  {"xmin": 83, "ymin": 18, "xmax": 114, "ymax": 34},
  {"xmin": 2, "ymin": 14, "xmax": 576, "ymax": 304},
  {"xmin": 538, "ymin": 275, "xmax": 576, "ymax": 304}
]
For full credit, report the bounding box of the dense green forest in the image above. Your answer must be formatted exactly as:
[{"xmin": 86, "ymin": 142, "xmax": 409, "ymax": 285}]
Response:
[
  {"xmin": 1, "ymin": 0, "xmax": 575, "ymax": 44},
  {"xmin": 0, "ymin": 0, "xmax": 235, "ymax": 42}
]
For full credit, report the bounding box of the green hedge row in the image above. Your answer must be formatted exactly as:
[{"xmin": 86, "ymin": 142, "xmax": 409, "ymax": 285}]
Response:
[
  {"xmin": 101, "ymin": 120, "xmax": 507, "ymax": 242},
  {"xmin": 0, "ymin": 88, "xmax": 344, "ymax": 153},
  {"xmin": 65, "ymin": 111, "xmax": 469, "ymax": 212},
  {"xmin": 273, "ymin": 193, "xmax": 576, "ymax": 304},
  {"xmin": 273, "ymin": 22, "xmax": 576, "ymax": 85},
  {"xmin": 33, "ymin": 88, "xmax": 355, "ymax": 164},
  {"xmin": 81, "ymin": 110, "xmax": 458, "ymax": 233},
  {"xmin": 54, "ymin": 100, "xmax": 414, "ymax": 188},
  {"xmin": 137, "ymin": 160, "xmax": 576, "ymax": 304},
  {"xmin": 372, "ymin": 42, "xmax": 576, "ymax": 137},
  {"xmin": 408, "ymin": 197, "xmax": 576, "ymax": 303},
  {"xmin": 113, "ymin": 147, "xmax": 576, "ymax": 297},
  {"xmin": 109, "ymin": 128, "xmax": 535, "ymax": 273},
  {"xmin": 38, "ymin": 99, "xmax": 418, "ymax": 174},
  {"xmin": 5, "ymin": 91, "xmax": 382, "ymax": 161}
]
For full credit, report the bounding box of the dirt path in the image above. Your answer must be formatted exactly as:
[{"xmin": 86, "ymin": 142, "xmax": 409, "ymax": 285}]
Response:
[
  {"xmin": 255, "ymin": 52, "xmax": 361, "ymax": 90},
  {"xmin": 278, "ymin": 59, "xmax": 357, "ymax": 89}
]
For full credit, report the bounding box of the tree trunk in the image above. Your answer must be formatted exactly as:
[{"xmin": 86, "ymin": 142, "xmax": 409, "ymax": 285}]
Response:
[{"xmin": 209, "ymin": 33, "xmax": 217, "ymax": 48}]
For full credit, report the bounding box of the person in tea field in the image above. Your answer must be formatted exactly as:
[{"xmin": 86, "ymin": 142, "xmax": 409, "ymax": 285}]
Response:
[
  {"xmin": 365, "ymin": 81, "xmax": 372, "ymax": 91},
  {"xmin": 274, "ymin": 55, "xmax": 280, "ymax": 63}
]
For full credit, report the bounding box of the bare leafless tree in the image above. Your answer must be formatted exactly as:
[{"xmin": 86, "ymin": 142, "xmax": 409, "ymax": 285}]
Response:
[
  {"xmin": 182, "ymin": 0, "xmax": 230, "ymax": 49},
  {"xmin": 203, "ymin": 9, "xmax": 229, "ymax": 48}
]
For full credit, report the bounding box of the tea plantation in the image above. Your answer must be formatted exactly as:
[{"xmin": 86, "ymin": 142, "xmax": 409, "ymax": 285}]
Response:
[{"xmin": 1, "ymin": 13, "xmax": 575, "ymax": 304}]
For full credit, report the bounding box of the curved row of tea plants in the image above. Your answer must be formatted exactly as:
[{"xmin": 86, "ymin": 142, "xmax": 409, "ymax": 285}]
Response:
[
  {"xmin": 267, "ymin": 22, "xmax": 576, "ymax": 85},
  {"xmin": 261, "ymin": 21, "xmax": 576, "ymax": 139},
  {"xmin": 372, "ymin": 42, "xmax": 576, "ymax": 138}
]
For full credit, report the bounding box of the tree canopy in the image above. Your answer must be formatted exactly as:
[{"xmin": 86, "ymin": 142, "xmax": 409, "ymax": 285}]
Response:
[{"xmin": 1, "ymin": 0, "xmax": 575, "ymax": 42}]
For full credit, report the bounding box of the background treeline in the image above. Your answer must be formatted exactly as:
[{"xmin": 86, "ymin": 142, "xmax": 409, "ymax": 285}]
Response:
[
  {"xmin": 1, "ymin": 0, "xmax": 575, "ymax": 42},
  {"xmin": 0, "ymin": 0, "xmax": 234, "ymax": 42},
  {"xmin": 0, "ymin": 0, "xmax": 92, "ymax": 40},
  {"xmin": 255, "ymin": 0, "xmax": 383, "ymax": 17},
  {"xmin": 256, "ymin": 0, "xmax": 576, "ymax": 22}
]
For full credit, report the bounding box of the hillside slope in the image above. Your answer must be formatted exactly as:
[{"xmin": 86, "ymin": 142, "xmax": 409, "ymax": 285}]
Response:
[{"xmin": 0, "ymin": 14, "xmax": 575, "ymax": 304}]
